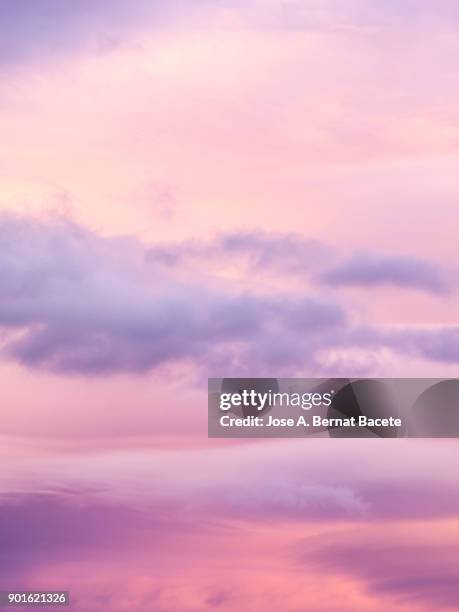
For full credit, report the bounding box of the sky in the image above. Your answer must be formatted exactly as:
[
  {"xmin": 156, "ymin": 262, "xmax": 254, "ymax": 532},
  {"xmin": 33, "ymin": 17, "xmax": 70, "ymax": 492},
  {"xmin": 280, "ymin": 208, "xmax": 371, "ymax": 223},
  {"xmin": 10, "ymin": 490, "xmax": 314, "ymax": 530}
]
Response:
[{"xmin": 0, "ymin": 1, "xmax": 459, "ymax": 610}]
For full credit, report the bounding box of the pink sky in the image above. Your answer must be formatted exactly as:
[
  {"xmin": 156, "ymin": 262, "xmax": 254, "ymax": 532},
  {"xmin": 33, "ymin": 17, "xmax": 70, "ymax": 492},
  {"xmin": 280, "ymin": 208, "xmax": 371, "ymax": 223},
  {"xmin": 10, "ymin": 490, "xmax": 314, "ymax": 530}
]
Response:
[{"xmin": 1, "ymin": 1, "xmax": 459, "ymax": 610}]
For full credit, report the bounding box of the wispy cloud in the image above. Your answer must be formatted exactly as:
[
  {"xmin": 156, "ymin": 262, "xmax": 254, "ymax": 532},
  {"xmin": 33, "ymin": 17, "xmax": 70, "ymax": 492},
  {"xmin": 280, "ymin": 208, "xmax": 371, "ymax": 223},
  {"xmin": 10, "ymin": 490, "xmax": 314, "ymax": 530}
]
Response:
[
  {"xmin": 319, "ymin": 252, "xmax": 451, "ymax": 294},
  {"xmin": 303, "ymin": 523, "xmax": 459, "ymax": 609},
  {"xmin": 149, "ymin": 231, "xmax": 452, "ymax": 295},
  {"xmin": 148, "ymin": 230, "xmax": 329, "ymax": 275}
]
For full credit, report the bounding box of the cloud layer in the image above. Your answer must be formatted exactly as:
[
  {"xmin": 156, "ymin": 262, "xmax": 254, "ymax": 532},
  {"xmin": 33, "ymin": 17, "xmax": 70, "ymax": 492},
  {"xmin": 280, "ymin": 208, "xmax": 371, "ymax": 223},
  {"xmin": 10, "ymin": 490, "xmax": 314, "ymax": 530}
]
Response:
[
  {"xmin": 149, "ymin": 231, "xmax": 452, "ymax": 295},
  {"xmin": 0, "ymin": 215, "xmax": 457, "ymax": 376},
  {"xmin": 2, "ymin": 440, "xmax": 459, "ymax": 610},
  {"xmin": 0, "ymin": 215, "xmax": 347, "ymax": 374},
  {"xmin": 1, "ymin": 3, "xmax": 459, "ymax": 611}
]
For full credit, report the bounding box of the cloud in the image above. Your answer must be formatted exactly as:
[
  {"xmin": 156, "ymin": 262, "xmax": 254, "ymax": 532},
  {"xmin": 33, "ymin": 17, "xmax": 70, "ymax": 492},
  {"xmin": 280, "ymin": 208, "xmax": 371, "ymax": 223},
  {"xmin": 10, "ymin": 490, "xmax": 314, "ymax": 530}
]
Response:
[
  {"xmin": 0, "ymin": 0, "xmax": 327, "ymax": 67},
  {"xmin": 4, "ymin": 440, "xmax": 459, "ymax": 523},
  {"xmin": 401, "ymin": 327, "xmax": 459, "ymax": 363},
  {"xmin": 0, "ymin": 215, "xmax": 457, "ymax": 376},
  {"xmin": 1, "ymin": 440, "xmax": 459, "ymax": 609},
  {"xmin": 149, "ymin": 232, "xmax": 452, "ymax": 295},
  {"xmin": 304, "ymin": 524, "xmax": 459, "ymax": 609},
  {"xmin": 0, "ymin": 214, "xmax": 345, "ymax": 375},
  {"xmin": 212, "ymin": 481, "xmax": 368, "ymax": 518},
  {"xmin": 320, "ymin": 253, "xmax": 450, "ymax": 294},
  {"xmin": 349, "ymin": 325, "xmax": 459, "ymax": 365},
  {"xmin": 0, "ymin": 493, "xmax": 168, "ymax": 577},
  {"xmin": 4, "ymin": 0, "xmax": 458, "ymax": 70},
  {"xmin": 0, "ymin": 0, "xmax": 143, "ymax": 65},
  {"xmin": 148, "ymin": 231, "xmax": 330, "ymax": 276},
  {"xmin": 0, "ymin": 0, "xmax": 217, "ymax": 67}
]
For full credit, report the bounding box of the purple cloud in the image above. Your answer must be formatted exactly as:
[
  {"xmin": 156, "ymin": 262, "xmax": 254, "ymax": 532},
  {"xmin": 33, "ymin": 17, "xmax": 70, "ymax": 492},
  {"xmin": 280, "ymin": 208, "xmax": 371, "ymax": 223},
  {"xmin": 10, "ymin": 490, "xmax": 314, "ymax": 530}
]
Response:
[
  {"xmin": 0, "ymin": 0, "xmax": 190, "ymax": 67},
  {"xmin": 402, "ymin": 327, "xmax": 459, "ymax": 363},
  {"xmin": 0, "ymin": 492, "xmax": 174, "ymax": 581},
  {"xmin": 0, "ymin": 215, "xmax": 457, "ymax": 376},
  {"xmin": 303, "ymin": 528, "xmax": 459, "ymax": 609},
  {"xmin": 2, "ymin": 0, "xmax": 459, "ymax": 71},
  {"xmin": 148, "ymin": 230, "xmax": 330, "ymax": 275},
  {"xmin": 149, "ymin": 233, "xmax": 452, "ymax": 295},
  {"xmin": 319, "ymin": 253, "xmax": 450, "ymax": 294},
  {"xmin": 0, "ymin": 215, "xmax": 345, "ymax": 375},
  {"xmin": 348, "ymin": 325, "xmax": 459, "ymax": 365}
]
